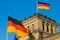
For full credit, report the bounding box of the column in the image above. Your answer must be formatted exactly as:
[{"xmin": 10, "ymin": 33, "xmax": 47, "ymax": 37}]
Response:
[
  {"xmin": 44, "ymin": 22, "xmax": 47, "ymax": 32},
  {"xmin": 38, "ymin": 20, "xmax": 43, "ymax": 32},
  {"xmin": 48, "ymin": 24, "xmax": 51, "ymax": 33},
  {"xmin": 54, "ymin": 25, "xmax": 58, "ymax": 33},
  {"xmin": 52, "ymin": 25, "xmax": 56, "ymax": 34}
]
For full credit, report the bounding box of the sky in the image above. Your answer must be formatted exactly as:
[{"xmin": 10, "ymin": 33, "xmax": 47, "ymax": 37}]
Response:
[{"xmin": 0, "ymin": 0, "xmax": 60, "ymax": 40}]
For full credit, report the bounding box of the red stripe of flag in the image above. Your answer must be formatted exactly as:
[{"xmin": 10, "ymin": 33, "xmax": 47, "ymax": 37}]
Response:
[
  {"xmin": 38, "ymin": 4, "xmax": 50, "ymax": 7},
  {"xmin": 8, "ymin": 20, "xmax": 27, "ymax": 33}
]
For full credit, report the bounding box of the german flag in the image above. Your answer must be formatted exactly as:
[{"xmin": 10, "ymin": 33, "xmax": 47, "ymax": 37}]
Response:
[
  {"xmin": 38, "ymin": 2, "xmax": 50, "ymax": 10},
  {"xmin": 7, "ymin": 16, "xmax": 27, "ymax": 36}
]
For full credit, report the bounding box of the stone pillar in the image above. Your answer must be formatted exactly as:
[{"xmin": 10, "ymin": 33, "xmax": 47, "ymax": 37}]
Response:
[
  {"xmin": 44, "ymin": 22, "xmax": 47, "ymax": 32},
  {"xmin": 52, "ymin": 25, "xmax": 56, "ymax": 34},
  {"xmin": 48, "ymin": 23, "xmax": 51, "ymax": 33},
  {"xmin": 35, "ymin": 32, "xmax": 39, "ymax": 40},
  {"xmin": 55, "ymin": 25, "xmax": 58, "ymax": 33},
  {"xmin": 52, "ymin": 24, "xmax": 58, "ymax": 34},
  {"xmin": 38, "ymin": 19, "xmax": 43, "ymax": 32}
]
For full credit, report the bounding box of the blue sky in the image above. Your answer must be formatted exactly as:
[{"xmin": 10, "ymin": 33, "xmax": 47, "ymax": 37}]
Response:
[{"xmin": 0, "ymin": 0, "xmax": 60, "ymax": 40}]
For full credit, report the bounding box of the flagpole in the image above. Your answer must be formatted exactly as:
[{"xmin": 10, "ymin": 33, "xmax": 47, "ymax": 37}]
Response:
[
  {"xmin": 36, "ymin": 0, "xmax": 38, "ymax": 13},
  {"xmin": 6, "ymin": 16, "xmax": 9, "ymax": 40},
  {"xmin": 6, "ymin": 28, "xmax": 8, "ymax": 40}
]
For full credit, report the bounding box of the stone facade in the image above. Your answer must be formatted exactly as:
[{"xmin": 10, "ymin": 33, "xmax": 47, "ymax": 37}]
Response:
[{"xmin": 14, "ymin": 13, "xmax": 60, "ymax": 40}]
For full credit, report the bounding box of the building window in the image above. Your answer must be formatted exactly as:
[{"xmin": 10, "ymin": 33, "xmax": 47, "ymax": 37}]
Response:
[
  {"xmin": 32, "ymin": 24, "xmax": 34, "ymax": 30},
  {"xmin": 47, "ymin": 25, "xmax": 49, "ymax": 32},
  {"xmin": 51, "ymin": 25, "xmax": 53, "ymax": 34},
  {"xmin": 27, "ymin": 26, "xmax": 29, "ymax": 29},
  {"xmin": 42, "ymin": 22, "xmax": 44, "ymax": 31},
  {"xmin": 47, "ymin": 23, "xmax": 49, "ymax": 32}
]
